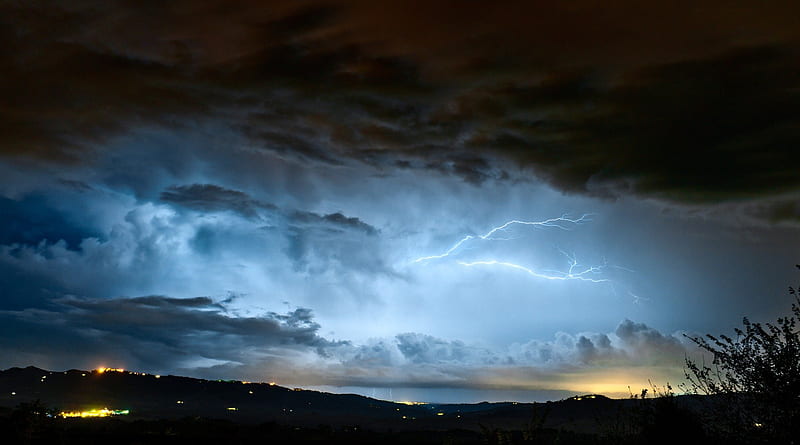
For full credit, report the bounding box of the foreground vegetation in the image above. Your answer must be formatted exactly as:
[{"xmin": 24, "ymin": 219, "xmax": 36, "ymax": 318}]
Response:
[{"xmin": 680, "ymin": 265, "xmax": 800, "ymax": 444}]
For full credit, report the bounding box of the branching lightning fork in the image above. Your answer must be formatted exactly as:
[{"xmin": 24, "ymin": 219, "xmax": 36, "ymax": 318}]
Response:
[
  {"xmin": 412, "ymin": 214, "xmax": 633, "ymax": 286},
  {"xmin": 412, "ymin": 214, "xmax": 593, "ymax": 263}
]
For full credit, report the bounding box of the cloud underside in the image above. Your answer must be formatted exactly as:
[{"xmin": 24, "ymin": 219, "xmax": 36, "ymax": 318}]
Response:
[
  {"xmin": 1, "ymin": 1, "xmax": 800, "ymax": 203},
  {"xmin": 0, "ymin": 294, "xmax": 694, "ymax": 394}
]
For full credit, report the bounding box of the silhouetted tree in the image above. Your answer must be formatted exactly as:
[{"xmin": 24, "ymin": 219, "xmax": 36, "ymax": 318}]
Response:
[{"xmin": 684, "ymin": 265, "xmax": 800, "ymax": 443}]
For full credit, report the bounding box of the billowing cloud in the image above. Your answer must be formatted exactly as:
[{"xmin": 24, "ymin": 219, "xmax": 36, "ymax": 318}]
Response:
[
  {"xmin": 614, "ymin": 319, "xmax": 687, "ymax": 363},
  {"xmin": 0, "ymin": 186, "xmax": 386, "ymax": 314}
]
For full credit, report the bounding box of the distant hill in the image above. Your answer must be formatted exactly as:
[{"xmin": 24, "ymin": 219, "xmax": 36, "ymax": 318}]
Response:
[{"xmin": 0, "ymin": 366, "xmax": 678, "ymax": 433}]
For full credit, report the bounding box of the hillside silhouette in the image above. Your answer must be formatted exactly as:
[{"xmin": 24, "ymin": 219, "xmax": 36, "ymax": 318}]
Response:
[{"xmin": 0, "ymin": 366, "xmax": 633, "ymax": 429}]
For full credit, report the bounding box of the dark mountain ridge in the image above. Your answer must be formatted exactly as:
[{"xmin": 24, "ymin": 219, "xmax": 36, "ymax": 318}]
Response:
[{"xmin": 0, "ymin": 366, "xmax": 692, "ymax": 433}]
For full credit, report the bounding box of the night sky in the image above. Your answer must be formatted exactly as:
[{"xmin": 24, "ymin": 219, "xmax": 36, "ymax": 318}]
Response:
[{"xmin": 2, "ymin": 1, "xmax": 799, "ymax": 403}]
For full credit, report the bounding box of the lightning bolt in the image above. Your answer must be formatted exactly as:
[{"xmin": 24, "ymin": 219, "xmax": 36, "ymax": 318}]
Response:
[
  {"xmin": 412, "ymin": 214, "xmax": 641, "ymax": 295},
  {"xmin": 412, "ymin": 214, "xmax": 593, "ymax": 263},
  {"xmin": 457, "ymin": 256, "xmax": 610, "ymax": 283}
]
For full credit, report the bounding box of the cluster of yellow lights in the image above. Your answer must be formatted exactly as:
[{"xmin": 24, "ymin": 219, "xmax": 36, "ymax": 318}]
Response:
[
  {"xmin": 397, "ymin": 401, "xmax": 427, "ymax": 406},
  {"xmin": 60, "ymin": 408, "xmax": 130, "ymax": 418},
  {"xmin": 573, "ymin": 395, "xmax": 598, "ymax": 401},
  {"xmin": 95, "ymin": 367, "xmax": 125, "ymax": 373}
]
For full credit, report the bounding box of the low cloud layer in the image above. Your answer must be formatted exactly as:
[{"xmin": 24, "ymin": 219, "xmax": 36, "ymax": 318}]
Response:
[
  {"xmin": 0, "ymin": 291, "xmax": 696, "ymax": 396},
  {"xmin": 0, "ymin": 295, "xmax": 340, "ymax": 372}
]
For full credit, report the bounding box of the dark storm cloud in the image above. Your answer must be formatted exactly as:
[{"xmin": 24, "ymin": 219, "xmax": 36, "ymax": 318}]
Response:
[
  {"xmin": 0, "ymin": 294, "xmax": 344, "ymax": 371},
  {"xmin": 290, "ymin": 211, "xmax": 378, "ymax": 235},
  {"xmin": 2, "ymin": 1, "xmax": 799, "ymax": 204},
  {"xmin": 486, "ymin": 47, "xmax": 800, "ymax": 202},
  {"xmin": 160, "ymin": 184, "xmax": 275, "ymax": 219},
  {"xmin": 122, "ymin": 295, "xmax": 222, "ymax": 309},
  {"xmin": 160, "ymin": 183, "xmax": 378, "ymax": 234},
  {"xmin": 743, "ymin": 196, "xmax": 800, "ymax": 227}
]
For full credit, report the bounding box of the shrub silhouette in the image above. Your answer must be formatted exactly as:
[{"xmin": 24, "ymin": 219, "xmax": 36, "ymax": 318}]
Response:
[{"xmin": 683, "ymin": 265, "xmax": 800, "ymax": 443}]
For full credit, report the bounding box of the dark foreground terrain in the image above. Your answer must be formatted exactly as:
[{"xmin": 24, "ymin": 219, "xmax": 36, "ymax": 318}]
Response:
[{"xmin": 0, "ymin": 366, "xmax": 732, "ymax": 444}]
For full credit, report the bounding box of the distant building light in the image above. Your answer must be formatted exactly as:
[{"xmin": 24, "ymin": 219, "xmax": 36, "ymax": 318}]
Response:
[
  {"xmin": 176, "ymin": 400, "xmax": 184, "ymax": 404},
  {"xmin": 755, "ymin": 423, "xmax": 763, "ymax": 428},
  {"xmin": 268, "ymin": 382, "xmax": 276, "ymax": 386},
  {"xmin": 437, "ymin": 412, "xmax": 444, "ymax": 416},
  {"xmin": 154, "ymin": 375, "xmax": 160, "ymax": 379},
  {"xmin": 81, "ymin": 373, "xmax": 86, "ymax": 377},
  {"xmin": 248, "ymin": 391, "xmax": 253, "ymax": 394},
  {"xmin": 226, "ymin": 407, "xmax": 238, "ymax": 411},
  {"xmin": 11, "ymin": 392, "xmax": 15, "ymax": 396}
]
